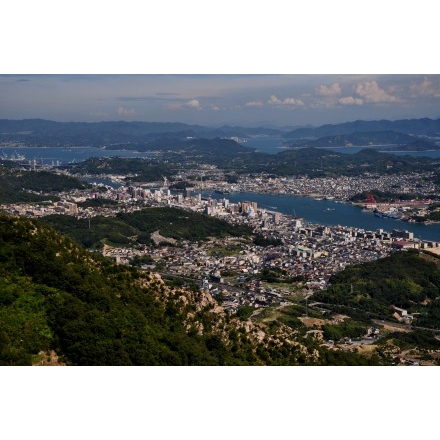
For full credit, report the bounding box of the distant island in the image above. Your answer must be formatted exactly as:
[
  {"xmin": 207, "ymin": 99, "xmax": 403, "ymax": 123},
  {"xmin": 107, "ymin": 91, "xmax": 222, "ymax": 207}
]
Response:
[
  {"xmin": 282, "ymin": 117, "xmax": 440, "ymax": 139},
  {"xmin": 284, "ymin": 131, "xmax": 440, "ymax": 152},
  {"xmin": 1, "ymin": 117, "xmax": 439, "ymax": 152}
]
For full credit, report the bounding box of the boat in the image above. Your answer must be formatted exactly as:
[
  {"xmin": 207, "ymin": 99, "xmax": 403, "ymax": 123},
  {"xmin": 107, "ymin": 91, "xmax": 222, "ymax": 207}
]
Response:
[
  {"xmin": 382, "ymin": 211, "xmax": 402, "ymax": 219},
  {"xmin": 374, "ymin": 209, "xmax": 401, "ymax": 219},
  {"xmin": 0, "ymin": 150, "xmax": 26, "ymax": 162},
  {"xmin": 325, "ymin": 208, "xmax": 335, "ymax": 211}
]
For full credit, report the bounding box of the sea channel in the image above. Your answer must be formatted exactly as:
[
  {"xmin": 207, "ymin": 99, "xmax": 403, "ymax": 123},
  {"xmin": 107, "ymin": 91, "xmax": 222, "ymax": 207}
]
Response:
[
  {"xmin": 206, "ymin": 191, "xmax": 440, "ymax": 242},
  {"xmin": 3, "ymin": 144, "xmax": 440, "ymax": 242}
]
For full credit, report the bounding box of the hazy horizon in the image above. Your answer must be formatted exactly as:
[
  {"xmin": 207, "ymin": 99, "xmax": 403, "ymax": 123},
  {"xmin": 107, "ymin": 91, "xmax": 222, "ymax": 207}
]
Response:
[{"xmin": 1, "ymin": 75, "xmax": 439, "ymax": 128}]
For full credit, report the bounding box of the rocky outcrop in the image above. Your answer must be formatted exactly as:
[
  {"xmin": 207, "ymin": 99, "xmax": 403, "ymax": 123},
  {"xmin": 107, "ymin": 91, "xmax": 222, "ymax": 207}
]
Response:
[
  {"xmin": 33, "ymin": 351, "xmax": 66, "ymax": 366},
  {"xmin": 139, "ymin": 272, "xmax": 315, "ymax": 364}
]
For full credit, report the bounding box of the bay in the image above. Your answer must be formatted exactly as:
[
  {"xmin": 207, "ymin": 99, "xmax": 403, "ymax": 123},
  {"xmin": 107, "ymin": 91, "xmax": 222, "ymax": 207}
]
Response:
[
  {"xmin": 3, "ymin": 144, "xmax": 439, "ymax": 241},
  {"xmin": 206, "ymin": 191, "xmax": 440, "ymax": 242},
  {"xmin": 322, "ymin": 146, "xmax": 440, "ymax": 159},
  {"xmin": 245, "ymin": 136, "xmax": 440, "ymax": 158},
  {"xmin": 244, "ymin": 136, "xmax": 288, "ymax": 154},
  {"xmin": 0, "ymin": 146, "xmax": 156, "ymax": 165},
  {"xmin": 3, "ymin": 139, "xmax": 440, "ymax": 161}
]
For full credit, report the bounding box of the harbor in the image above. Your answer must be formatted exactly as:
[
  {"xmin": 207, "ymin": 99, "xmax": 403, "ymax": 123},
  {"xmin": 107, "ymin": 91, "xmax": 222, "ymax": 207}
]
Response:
[{"xmin": 205, "ymin": 191, "xmax": 440, "ymax": 242}]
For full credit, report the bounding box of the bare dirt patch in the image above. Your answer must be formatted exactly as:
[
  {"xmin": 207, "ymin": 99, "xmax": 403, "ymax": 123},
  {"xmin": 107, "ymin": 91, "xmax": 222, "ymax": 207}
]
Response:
[
  {"xmin": 299, "ymin": 317, "xmax": 327, "ymax": 327},
  {"xmin": 381, "ymin": 323, "xmax": 411, "ymax": 333},
  {"xmin": 356, "ymin": 344, "xmax": 378, "ymax": 354},
  {"xmin": 151, "ymin": 230, "xmax": 177, "ymax": 246}
]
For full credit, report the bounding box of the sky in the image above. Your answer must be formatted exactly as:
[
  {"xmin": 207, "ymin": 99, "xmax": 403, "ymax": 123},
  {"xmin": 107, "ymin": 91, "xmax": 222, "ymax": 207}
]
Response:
[
  {"xmin": 2, "ymin": 3, "xmax": 439, "ymax": 128},
  {"xmin": 1, "ymin": 74, "xmax": 440, "ymax": 127}
]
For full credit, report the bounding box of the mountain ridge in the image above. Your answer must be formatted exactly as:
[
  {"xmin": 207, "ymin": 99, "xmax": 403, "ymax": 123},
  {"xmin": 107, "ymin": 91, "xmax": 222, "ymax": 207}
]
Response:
[
  {"xmin": 1, "ymin": 117, "xmax": 440, "ymax": 146},
  {"xmin": 284, "ymin": 117, "xmax": 440, "ymax": 138}
]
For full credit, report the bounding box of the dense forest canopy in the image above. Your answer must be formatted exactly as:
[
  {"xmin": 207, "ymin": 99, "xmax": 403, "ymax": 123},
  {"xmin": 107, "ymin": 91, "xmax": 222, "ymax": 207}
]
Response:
[
  {"xmin": 0, "ymin": 166, "xmax": 89, "ymax": 203},
  {"xmin": 313, "ymin": 250, "xmax": 440, "ymax": 327}
]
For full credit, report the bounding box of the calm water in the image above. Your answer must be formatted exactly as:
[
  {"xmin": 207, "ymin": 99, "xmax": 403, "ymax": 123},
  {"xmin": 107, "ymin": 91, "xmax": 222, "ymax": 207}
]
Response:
[
  {"xmin": 206, "ymin": 192, "xmax": 440, "ymax": 242},
  {"xmin": 3, "ymin": 140, "xmax": 440, "ymax": 161},
  {"xmin": 245, "ymin": 136, "xmax": 440, "ymax": 158},
  {"xmin": 245, "ymin": 136, "xmax": 289, "ymax": 154},
  {"xmin": 3, "ymin": 145, "xmax": 440, "ymax": 241},
  {"xmin": 323, "ymin": 146, "xmax": 440, "ymax": 159},
  {"xmin": 0, "ymin": 146, "xmax": 156, "ymax": 165}
]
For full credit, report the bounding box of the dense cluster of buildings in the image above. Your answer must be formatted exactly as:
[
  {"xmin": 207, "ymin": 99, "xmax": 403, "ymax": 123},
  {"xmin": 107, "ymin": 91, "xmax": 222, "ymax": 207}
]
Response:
[
  {"xmin": 3, "ymin": 200, "xmax": 78, "ymax": 217},
  {"xmin": 2, "ymin": 169, "xmax": 440, "ymax": 313},
  {"xmin": 233, "ymin": 172, "xmax": 439, "ymax": 201},
  {"xmin": 97, "ymin": 188, "xmax": 439, "ymax": 311}
]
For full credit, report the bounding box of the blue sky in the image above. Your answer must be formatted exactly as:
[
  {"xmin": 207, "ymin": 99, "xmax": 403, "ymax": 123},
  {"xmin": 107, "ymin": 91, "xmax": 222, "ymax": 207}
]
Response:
[
  {"xmin": 2, "ymin": 3, "xmax": 439, "ymax": 128},
  {"xmin": 1, "ymin": 74, "xmax": 439, "ymax": 127}
]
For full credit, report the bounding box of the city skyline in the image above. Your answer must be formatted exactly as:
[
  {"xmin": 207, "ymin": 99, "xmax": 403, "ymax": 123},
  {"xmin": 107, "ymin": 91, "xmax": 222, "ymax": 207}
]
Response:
[{"xmin": 1, "ymin": 74, "xmax": 439, "ymax": 127}]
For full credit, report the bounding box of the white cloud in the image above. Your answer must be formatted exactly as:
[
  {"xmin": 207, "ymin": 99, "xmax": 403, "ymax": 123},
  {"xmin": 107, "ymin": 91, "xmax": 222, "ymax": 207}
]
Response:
[
  {"xmin": 186, "ymin": 99, "xmax": 201, "ymax": 109},
  {"xmin": 316, "ymin": 83, "xmax": 341, "ymax": 96},
  {"xmin": 268, "ymin": 95, "xmax": 282, "ymax": 105},
  {"xmin": 117, "ymin": 106, "xmax": 136, "ymax": 116},
  {"xmin": 244, "ymin": 100, "xmax": 264, "ymax": 107},
  {"xmin": 283, "ymin": 97, "xmax": 304, "ymax": 106},
  {"xmin": 355, "ymin": 81, "xmax": 401, "ymax": 103},
  {"xmin": 338, "ymin": 96, "xmax": 364, "ymax": 106},
  {"xmin": 268, "ymin": 94, "xmax": 304, "ymax": 106},
  {"xmin": 210, "ymin": 105, "xmax": 221, "ymax": 111},
  {"xmin": 410, "ymin": 77, "xmax": 440, "ymax": 98}
]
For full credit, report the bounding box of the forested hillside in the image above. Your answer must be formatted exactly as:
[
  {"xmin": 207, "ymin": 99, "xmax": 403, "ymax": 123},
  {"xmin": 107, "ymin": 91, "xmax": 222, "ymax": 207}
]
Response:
[
  {"xmin": 313, "ymin": 250, "xmax": 440, "ymax": 327},
  {"xmin": 42, "ymin": 207, "xmax": 253, "ymax": 249},
  {"xmin": 0, "ymin": 215, "xmax": 312, "ymax": 365},
  {"xmin": 0, "ymin": 166, "xmax": 89, "ymax": 203},
  {"xmin": 0, "ymin": 214, "xmax": 393, "ymax": 365}
]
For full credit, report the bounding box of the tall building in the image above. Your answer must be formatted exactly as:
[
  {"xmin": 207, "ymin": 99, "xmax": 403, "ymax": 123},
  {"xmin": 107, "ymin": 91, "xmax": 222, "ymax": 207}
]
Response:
[
  {"xmin": 292, "ymin": 219, "xmax": 302, "ymax": 229},
  {"xmin": 117, "ymin": 192, "xmax": 127, "ymax": 201},
  {"xmin": 240, "ymin": 201, "xmax": 250, "ymax": 213},
  {"xmin": 392, "ymin": 229, "xmax": 414, "ymax": 240}
]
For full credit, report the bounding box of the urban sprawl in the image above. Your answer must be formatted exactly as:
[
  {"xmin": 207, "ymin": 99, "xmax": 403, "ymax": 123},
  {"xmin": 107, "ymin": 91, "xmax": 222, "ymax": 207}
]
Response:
[{"xmin": 2, "ymin": 166, "xmax": 440, "ymax": 314}]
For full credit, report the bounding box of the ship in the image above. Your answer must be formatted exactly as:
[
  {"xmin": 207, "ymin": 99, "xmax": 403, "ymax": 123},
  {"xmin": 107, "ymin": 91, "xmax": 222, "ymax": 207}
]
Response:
[
  {"xmin": 1, "ymin": 150, "xmax": 26, "ymax": 162},
  {"xmin": 382, "ymin": 211, "xmax": 402, "ymax": 219},
  {"xmin": 374, "ymin": 209, "xmax": 401, "ymax": 219}
]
